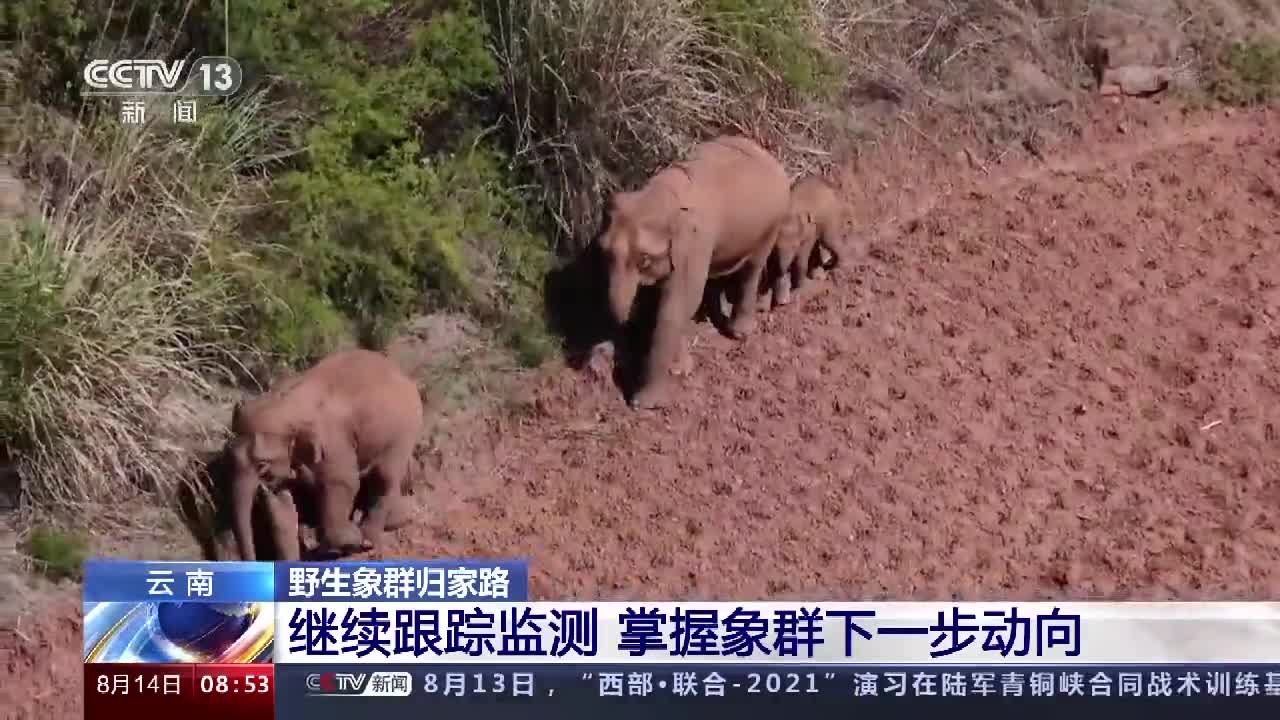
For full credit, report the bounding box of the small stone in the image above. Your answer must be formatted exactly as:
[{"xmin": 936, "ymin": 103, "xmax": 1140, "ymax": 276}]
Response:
[
  {"xmin": 586, "ymin": 342, "xmax": 615, "ymax": 381},
  {"xmin": 1106, "ymin": 65, "xmax": 1172, "ymax": 96}
]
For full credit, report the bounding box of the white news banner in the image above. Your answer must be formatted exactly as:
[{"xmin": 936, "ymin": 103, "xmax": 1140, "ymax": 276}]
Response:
[{"xmin": 271, "ymin": 601, "xmax": 1280, "ymax": 665}]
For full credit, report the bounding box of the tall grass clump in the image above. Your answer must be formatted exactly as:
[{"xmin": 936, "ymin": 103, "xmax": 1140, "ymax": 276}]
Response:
[
  {"xmin": 486, "ymin": 0, "xmax": 722, "ymax": 248},
  {"xmin": 485, "ymin": 0, "xmax": 840, "ymax": 251},
  {"xmin": 1, "ymin": 89, "xmax": 275, "ymax": 515}
]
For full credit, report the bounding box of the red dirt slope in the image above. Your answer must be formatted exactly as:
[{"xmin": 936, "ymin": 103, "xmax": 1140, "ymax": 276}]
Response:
[{"xmin": 392, "ymin": 103, "xmax": 1280, "ymax": 602}]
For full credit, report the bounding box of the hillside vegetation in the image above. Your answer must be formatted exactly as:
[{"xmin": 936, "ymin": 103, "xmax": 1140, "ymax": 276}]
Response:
[{"xmin": 1, "ymin": 0, "xmax": 1277, "ymax": 545}]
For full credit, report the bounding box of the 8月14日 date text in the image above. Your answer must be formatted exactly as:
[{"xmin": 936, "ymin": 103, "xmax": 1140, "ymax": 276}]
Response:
[{"xmin": 85, "ymin": 663, "xmax": 275, "ymax": 720}]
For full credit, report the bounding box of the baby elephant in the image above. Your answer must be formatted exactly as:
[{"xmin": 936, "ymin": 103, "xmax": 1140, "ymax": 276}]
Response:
[
  {"xmin": 225, "ymin": 349, "xmax": 424, "ymax": 561},
  {"xmin": 771, "ymin": 175, "xmax": 856, "ymax": 306}
]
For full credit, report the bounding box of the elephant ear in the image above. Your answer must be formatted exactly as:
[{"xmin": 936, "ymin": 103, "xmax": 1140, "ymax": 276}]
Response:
[
  {"xmin": 291, "ymin": 422, "xmax": 324, "ymax": 467},
  {"xmin": 600, "ymin": 192, "xmax": 630, "ymax": 244},
  {"xmin": 657, "ymin": 206, "xmax": 690, "ymax": 264},
  {"xmin": 609, "ymin": 190, "xmax": 636, "ymax": 218}
]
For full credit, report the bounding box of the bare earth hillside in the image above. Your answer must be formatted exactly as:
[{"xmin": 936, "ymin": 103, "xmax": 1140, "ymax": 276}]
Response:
[
  {"xmin": 391, "ymin": 103, "xmax": 1280, "ymax": 603},
  {"xmin": 3, "ymin": 101, "xmax": 1278, "ymax": 718}
]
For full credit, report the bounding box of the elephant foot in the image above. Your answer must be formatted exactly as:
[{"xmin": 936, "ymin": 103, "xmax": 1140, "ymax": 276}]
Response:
[
  {"xmin": 774, "ymin": 285, "xmax": 792, "ymax": 307},
  {"xmin": 629, "ymin": 381, "xmax": 673, "ymax": 410},
  {"xmin": 671, "ymin": 345, "xmax": 695, "ymax": 377},
  {"xmin": 726, "ymin": 314, "xmax": 758, "ymax": 339},
  {"xmin": 384, "ymin": 495, "xmax": 413, "ymax": 531},
  {"xmin": 321, "ymin": 522, "xmax": 368, "ymax": 556},
  {"xmin": 810, "ymin": 267, "xmax": 829, "ymax": 281},
  {"xmin": 360, "ymin": 526, "xmax": 386, "ymax": 551}
]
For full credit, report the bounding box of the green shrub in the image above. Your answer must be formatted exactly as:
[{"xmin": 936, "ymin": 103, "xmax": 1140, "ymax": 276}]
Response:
[
  {"xmin": 695, "ymin": 0, "xmax": 841, "ymax": 99},
  {"xmin": 1, "ymin": 0, "xmax": 89, "ymax": 107},
  {"xmin": 0, "ymin": 220, "xmax": 68, "ymax": 450},
  {"xmin": 1210, "ymin": 37, "xmax": 1280, "ymax": 106},
  {"xmin": 243, "ymin": 274, "xmax": 351, "ymax": 369},
  {"xmin": 217, "ymin": 1, "xmax": 551, "ymax": 359},
  {"xmin": 22, "ymin": 525, "xmax": 88, "ymax": 581}
]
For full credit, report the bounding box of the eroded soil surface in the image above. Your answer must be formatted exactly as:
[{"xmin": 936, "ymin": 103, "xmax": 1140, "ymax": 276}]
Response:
[
  {"xmin": 4, "ymin": 102, "xmax": 1278, "ymax": 719},
  {"xmin": 395, "ymin": 104, "xmax": 1280, "ymax": 603}
]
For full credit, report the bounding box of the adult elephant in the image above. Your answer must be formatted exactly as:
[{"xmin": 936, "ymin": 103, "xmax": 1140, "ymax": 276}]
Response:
[
  {"xmin": 224, "ymin": 349, "xmax": 423, "ymax": 561},
  {"xmin": 598, "ymin": 135, "xmax": 791, "ymax": 409}
]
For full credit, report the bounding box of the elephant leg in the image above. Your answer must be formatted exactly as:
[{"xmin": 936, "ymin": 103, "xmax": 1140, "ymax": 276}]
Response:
[
  {"xmin": 314, "ymin": 448, "xmax": 366, "ymax": 555},
  {"xmin": 728, "ymin": 236, "xmax": 774, "ymax": 338},
  {"xmin": 672, "ymin": 338, "xmax": 695, "ymax": 377},
  {"xmin": 794, "ymin": 232, "xmax": 819, "ymax": 293},
  {"xmin": 229, "ymin": 445, "xmax": 260, "ymax": 563},
  {"xmin": 212, "ymin": 528, "xmax": 238, "ymax": 561},
  {"xmin": 385, "ymin": 493, "xmax": 413, "ymax": 531},
  {"xmin": 793, "ymin": 247, "xmax": 811, "ymax": 286},
  {"xmin": 362, "ymin": 443, "xmax": 415, "ymax": 547},
  {"xmin": 772, "ymin": 245, "xmax": 797, "ymax": 307},
  {"xmin": 632, "ymin": 254, "xmax": 709, "ymax": 409}
]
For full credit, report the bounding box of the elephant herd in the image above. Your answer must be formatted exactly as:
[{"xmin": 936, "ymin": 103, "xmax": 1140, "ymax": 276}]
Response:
[
  {"xmin": 598, "ymin": 134, "xmax": 854, "ymax": 408},
  {"xmin": 210, "ymin": 135, "xmax": 856, "ymax": 562}
]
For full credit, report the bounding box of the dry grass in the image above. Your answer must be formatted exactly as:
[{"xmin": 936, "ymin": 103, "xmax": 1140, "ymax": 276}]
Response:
[
  {"xmin": 2, "ymin": 87, "xmax": 277, "ymax": 526},
  {"xmin": 487, "ymin": 0, "xmax": 728, "ymax": 250},
  {"xmin": 489, "ymin": 0, "xmax": 1275, "ymax": 255},
  {"xmin": 485, "ymin": 0, "xmax": 1098, "ymax": 251}
]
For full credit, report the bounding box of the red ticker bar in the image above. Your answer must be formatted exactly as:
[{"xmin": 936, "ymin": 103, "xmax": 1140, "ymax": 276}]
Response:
[
  {"xmin": 85, "ymin": 663, "xmax": 193, "ymax": 718},
  {"xmin": 85, "ymin": 663, "xmax": 274, "ymax": 720}
]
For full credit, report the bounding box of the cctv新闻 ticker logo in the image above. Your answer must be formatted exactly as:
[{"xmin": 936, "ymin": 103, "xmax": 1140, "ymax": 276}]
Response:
[{"xmin": 305, "ymin": 671, "xmax": 413, "ymax": 697}]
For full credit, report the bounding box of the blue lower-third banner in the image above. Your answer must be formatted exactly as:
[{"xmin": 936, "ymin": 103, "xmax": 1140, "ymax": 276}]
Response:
[{"xmin": 276, "ymin": 664, "xmax": 1279, "ymax": 719}]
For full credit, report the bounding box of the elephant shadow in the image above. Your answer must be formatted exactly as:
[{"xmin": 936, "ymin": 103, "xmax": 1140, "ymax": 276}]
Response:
[
  {"xmin": 543, "ymin": 242, "xmax": 641, "ymax": 398},
  {"xmin": 695, "ymin": 275, "xmax": 749, "ymax": 336},
  {"xmin": 543, "ymin": 240, "xmax": 617, "ymax": 370},
  {"xmin": 542, "ymin": 241, "xmax": 750, "ymax": 404}
]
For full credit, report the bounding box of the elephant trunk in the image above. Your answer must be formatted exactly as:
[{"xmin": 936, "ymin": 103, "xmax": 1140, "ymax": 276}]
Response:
[
  {"xmin": 230, "ymin": 444, "xmax": 259, "ymax": 562},
  {"xmin": 608, "ymin": 271, "xmax": 640, "ymax": 327},
  {"xmin": 264, "ymin": 489, "xmax": 301, "ymax": 562}
]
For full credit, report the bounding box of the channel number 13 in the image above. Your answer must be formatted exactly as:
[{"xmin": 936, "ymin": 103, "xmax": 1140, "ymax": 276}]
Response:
[{"xmin": 200, "ymin": 62, "xmax": 234, "ymax": 93}]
